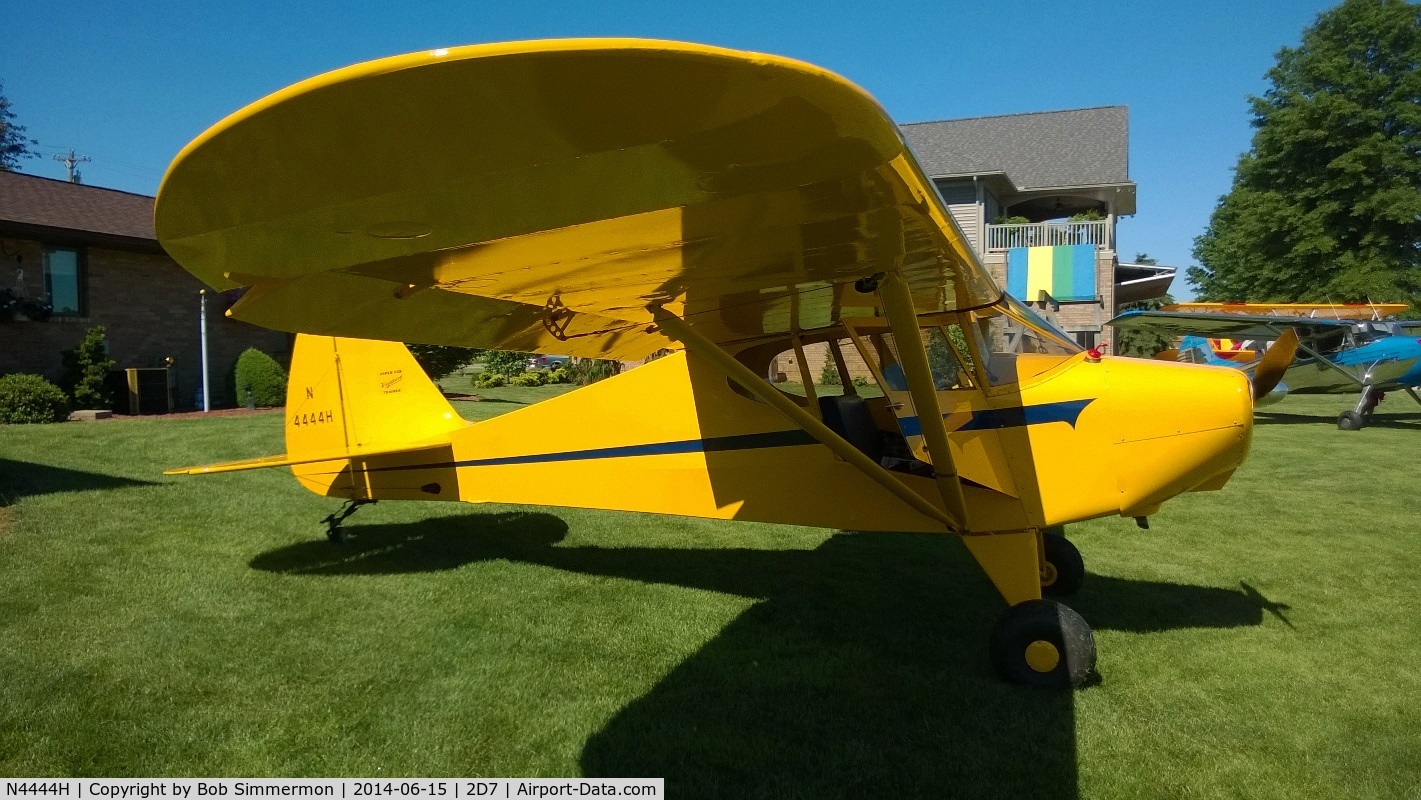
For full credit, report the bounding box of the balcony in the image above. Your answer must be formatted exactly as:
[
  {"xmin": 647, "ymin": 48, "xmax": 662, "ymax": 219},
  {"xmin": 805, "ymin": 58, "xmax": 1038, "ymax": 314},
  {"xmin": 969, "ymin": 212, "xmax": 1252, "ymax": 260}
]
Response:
[{"xmin": 984, "ymin": 219, "xmax": 1113, "ymax": 251}]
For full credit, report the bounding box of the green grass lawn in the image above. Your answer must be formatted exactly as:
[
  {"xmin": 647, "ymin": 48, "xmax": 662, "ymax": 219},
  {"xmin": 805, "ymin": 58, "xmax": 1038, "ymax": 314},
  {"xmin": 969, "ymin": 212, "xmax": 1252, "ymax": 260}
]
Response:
[{"xmin": 2, "ymin": 390, "xmax": 1420, "ymax": 797}]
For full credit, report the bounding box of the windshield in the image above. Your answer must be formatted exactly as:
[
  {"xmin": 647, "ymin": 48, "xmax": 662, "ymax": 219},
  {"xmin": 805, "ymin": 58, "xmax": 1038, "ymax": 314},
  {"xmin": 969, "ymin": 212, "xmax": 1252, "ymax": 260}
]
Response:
[{"xmin": 975, "ymin": 296, "xmax": 1082, "ymax": 356}]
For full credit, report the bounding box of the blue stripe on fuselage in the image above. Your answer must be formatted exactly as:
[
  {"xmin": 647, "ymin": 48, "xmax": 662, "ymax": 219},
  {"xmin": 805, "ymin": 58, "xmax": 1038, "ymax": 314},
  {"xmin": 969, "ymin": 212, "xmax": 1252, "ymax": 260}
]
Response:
[
  {"xmin": 362, "ymin": 399, "xmax": 1095, "ymax": 474},
  {"xmin": 898, "ymin": 398, "xmax": 1094, "ymax": 436}
]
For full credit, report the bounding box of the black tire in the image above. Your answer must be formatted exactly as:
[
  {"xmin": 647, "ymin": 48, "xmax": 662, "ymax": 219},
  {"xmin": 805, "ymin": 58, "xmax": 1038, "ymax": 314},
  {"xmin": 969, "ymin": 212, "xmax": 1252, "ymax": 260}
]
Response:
[
  {"xmin": 990, "ymin": 599, "xmax": 1096, "ymax": 689},
  {"xmin": 1041, "ymin": 534, "xmax": 1085, "ymax": 597},
  {"xmin": 1337, "ymin": 410, "xmax": 1365, "ymax": 431}
]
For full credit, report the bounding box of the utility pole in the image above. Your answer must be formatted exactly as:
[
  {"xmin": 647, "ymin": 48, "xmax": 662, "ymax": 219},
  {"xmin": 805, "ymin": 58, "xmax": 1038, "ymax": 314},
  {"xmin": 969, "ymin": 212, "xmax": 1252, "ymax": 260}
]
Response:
[{"xmin": 53, "ymin": 148, "xmax": 91, "ymax": 183}]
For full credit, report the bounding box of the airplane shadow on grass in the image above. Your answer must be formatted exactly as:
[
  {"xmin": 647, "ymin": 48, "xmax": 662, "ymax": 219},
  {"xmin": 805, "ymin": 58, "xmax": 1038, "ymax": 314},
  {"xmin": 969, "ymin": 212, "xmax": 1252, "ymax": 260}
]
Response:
[
  {"xmin": 0, "ymin": 458, "xmax": 158, "ymax": 504},
  {"xmin": 253, "ymin": 512, "xmax": 1278, "ymax": 799}
]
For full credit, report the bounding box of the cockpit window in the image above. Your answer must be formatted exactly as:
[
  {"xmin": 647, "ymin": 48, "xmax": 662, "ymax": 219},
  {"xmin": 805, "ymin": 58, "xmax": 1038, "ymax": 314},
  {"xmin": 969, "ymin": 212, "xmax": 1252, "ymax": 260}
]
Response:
[{"xmin": 972, "ymin": 298, "xmax": 1079, "ymax": 359}]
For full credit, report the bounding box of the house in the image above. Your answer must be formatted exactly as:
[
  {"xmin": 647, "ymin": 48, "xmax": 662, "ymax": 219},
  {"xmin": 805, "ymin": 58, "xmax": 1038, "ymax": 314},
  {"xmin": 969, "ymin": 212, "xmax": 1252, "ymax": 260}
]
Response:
[
  {"xmin": 768, "ymin": 106, "xmax": 1173, "ymax": 384},
  {"xmin": 902, "ymin": 105, "xmax": 1172, "ymax": 349},
  {"xmin": 0, "ymin": 171, "xmax": 290, "ymax": 409}
]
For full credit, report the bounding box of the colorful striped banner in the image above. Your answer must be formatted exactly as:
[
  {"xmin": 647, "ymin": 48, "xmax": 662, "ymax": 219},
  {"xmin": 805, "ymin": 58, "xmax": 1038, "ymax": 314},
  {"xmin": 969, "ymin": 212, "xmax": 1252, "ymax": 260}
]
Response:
[{"xmin": 1006, "ymin": 245, "xmax": 1097, "ymax": 302}]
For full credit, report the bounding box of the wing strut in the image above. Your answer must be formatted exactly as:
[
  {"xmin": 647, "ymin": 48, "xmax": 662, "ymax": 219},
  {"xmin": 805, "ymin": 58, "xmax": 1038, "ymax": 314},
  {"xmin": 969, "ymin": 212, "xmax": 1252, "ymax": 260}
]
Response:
[
  {"xmin": 877, "ymin": 270, "xmax": 973, "ymax": 530},
  {"xmin": 647, "ymin": 305, "xmax": 962, "ymax": 531},
  {"xmin": 1292, "ymin": 337, "xmax": 1366, "ymax": 388}
]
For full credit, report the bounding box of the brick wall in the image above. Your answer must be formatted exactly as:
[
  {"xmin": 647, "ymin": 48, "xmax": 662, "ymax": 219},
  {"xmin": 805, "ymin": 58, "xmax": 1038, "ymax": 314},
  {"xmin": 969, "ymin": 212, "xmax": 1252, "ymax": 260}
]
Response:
[{"xmin": 1, "ymin": 236, "xmax": 291, "ymax": 409}]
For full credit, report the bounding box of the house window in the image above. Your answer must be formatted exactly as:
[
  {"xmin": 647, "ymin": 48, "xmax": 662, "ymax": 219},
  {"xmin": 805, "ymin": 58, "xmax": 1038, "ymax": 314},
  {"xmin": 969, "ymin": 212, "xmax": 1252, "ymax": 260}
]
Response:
[
  {"xmin": 1074, "ymin": 330, "xmax": 1098, "ymax": 349},
  {"xmin": 43, "ymin": 247, "xmax": 84, "ymax": 315}
]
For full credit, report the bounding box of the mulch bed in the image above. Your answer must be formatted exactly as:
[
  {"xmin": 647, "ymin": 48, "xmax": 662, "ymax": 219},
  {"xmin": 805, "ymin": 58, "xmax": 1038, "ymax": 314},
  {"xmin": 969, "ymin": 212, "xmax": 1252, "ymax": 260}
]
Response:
[{"xmin": 107, "ymin": 407, "xmax": 285, "ymax": 421}]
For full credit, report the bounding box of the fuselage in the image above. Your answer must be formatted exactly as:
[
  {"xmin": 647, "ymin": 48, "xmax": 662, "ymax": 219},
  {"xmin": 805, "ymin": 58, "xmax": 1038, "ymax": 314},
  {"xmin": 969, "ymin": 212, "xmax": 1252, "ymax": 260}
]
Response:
[{"xmin": 1284, "ymin": 334, "xmax": 1421, "ymax": 394}]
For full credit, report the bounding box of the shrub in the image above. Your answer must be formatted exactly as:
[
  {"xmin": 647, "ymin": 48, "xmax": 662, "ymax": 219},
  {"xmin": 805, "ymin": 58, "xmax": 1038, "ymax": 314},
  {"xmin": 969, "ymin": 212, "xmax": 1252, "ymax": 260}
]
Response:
[
  {"xmin": 510, "ymin": 370, "xmax": 549, "ymax": 387},
  {"xmin": 471, "ymin": 371, "xmax": 506, "ymax": 389},
  {"xmin": 545, "ymin": 367, "xmax": 569, "ymax": 384},
  {"xmin": 61, "ymin": 326, "xmax": 116, "ymax": 409},
  {"xmin": 0, "ymin": 373, "xmax": 71, "ymax": 424},
  {"xmin": 851, "ymin": 375, "xmax": 871, "ymax": 388},
  {"xmin": 233, "ymin": 349, "xmax": 287, "ymax": 407},
  {"xmin": 483, "ymin": 350, "xmax": 531, "ymax": 378},
  {"xmin": 407, "ymin": 344, "xmax": 480, "ymax": 381},
  {"xmin": 819, "ymin": 359, "xmax": 841, "ymax": 386},
  {"xmin": 566, "ymin": 358, "xmax": 619, "ymax": 386}
]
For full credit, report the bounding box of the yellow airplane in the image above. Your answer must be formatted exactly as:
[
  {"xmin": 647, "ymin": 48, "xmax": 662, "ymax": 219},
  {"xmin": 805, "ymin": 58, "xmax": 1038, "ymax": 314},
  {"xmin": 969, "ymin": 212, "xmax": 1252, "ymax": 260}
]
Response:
[{"xmin": 157, "ymin": 39, "xmax": 1268, "ymax": 689}]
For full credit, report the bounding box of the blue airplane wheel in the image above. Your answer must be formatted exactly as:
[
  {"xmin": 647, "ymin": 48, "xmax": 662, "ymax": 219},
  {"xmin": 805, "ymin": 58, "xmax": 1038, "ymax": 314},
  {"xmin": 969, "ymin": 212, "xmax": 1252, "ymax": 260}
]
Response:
[
  {"xmin": 1337, "ymin": 411, "xmax": 1365, "ymax": 431},
  {"xmin": 990, "ymin": 599, "xmax": 1096, "ymax": 689},
  {"xmin": 1041, "ymin": 534, "xmax": 1085, "ymax": 597}
]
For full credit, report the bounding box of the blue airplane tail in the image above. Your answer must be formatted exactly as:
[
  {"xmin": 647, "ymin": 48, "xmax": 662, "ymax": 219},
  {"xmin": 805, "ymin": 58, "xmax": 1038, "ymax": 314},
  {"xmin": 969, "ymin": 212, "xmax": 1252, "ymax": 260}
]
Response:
[{"xmin": 1177, "ymin": 335, "xmax": 1235, "ymax": 367}]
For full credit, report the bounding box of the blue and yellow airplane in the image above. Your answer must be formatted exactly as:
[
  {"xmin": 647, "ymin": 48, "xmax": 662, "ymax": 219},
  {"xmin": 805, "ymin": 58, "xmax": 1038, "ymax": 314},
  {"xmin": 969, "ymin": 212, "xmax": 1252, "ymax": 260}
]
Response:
[
  {"xmin": 157, "ymin": 40, "xmax": 1270, "ymax": 689},
  {"xmin": 1112, "ymin": 303, "xmax": 1421, "ymax": 430}
]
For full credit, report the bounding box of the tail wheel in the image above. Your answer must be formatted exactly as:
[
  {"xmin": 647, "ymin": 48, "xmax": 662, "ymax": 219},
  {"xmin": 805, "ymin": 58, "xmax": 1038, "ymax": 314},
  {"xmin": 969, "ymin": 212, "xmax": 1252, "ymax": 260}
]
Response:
[
  {"xmin": 1337, "ymin": 410, "xmax": 1365, "ymax": 431},
  {"xmin": 990, "ymin": 599, "xmax": 1096, "ymax": 689},
  {"xmin": 1041, "ymin": 534, "xmax": 1085, "ymax": 597}
]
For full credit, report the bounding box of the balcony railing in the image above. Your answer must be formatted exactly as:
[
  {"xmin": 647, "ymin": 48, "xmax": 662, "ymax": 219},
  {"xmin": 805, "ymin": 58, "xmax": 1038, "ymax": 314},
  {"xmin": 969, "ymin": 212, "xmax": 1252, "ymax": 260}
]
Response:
[{"xmin": 985, "ymin": 219, "xmax": 1113, "ymax": 251}]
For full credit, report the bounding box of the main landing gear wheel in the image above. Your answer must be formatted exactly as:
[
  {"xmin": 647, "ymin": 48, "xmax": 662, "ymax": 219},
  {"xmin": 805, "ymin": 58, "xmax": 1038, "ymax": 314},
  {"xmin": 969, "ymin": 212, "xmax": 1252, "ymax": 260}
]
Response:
[
  {"xmin": 990, "ymin": 599, "xmax": 1096, "ymax": 689},
  {"xmin": 1337, "ymin": 410, "xmax": 1365, "ymax": 431},
  {"xmin": 1041, "ymin": 533, "xmax": 1085, "ymax": 597}
]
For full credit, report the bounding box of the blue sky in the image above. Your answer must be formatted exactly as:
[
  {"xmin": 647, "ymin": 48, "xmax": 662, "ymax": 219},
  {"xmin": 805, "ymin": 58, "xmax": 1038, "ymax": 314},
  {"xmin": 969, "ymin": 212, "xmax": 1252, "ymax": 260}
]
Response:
[{"xmin": 2, "ymin": 0, "xmax": 1338, "ymax": 297}]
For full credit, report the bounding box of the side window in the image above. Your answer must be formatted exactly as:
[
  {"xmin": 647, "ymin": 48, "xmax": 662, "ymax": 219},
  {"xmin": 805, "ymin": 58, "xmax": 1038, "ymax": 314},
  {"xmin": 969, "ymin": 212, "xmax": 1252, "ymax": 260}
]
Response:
[
  {"xmin": 927, "ymin": 326, "xmax": 975, "ymax": 390},
  {"xmin": 862, "ymin": 327, "xmax": 975, "ymax": 392},
  {"xmin": 814, "ymin": 339, "xmax": 882, "ymax": 398},
  {"xmin": 732, "ymin": 334, "xmax": 885, "ymax": 405},
  {"xmin": 765, "ymin": 347, "xmax": 812, "ymax": 398},
  {"xmin": 44, "ymin": 247, "xmax": 85, "ymax": 315},
  {"xmin": 869, "ymin": 333, "xmax": 909, "ymax": 391}
]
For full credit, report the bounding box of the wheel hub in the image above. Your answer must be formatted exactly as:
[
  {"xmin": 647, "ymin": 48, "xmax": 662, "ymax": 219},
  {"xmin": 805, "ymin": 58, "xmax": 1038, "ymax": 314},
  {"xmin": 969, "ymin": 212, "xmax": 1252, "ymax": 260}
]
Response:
[
  {"xmin": 1024, "ymin": 640, "xmax": 1060, "ymax": 673},
  {"xmin": 1040, "ymin": 562, "xmax": 1058, "ymax": 587}
]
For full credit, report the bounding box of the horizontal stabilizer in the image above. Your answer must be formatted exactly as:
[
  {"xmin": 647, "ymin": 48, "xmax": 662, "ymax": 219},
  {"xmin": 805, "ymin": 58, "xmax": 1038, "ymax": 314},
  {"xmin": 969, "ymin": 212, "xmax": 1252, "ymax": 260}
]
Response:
[{"xmin": 164, "ymin": 441, "xmax": 451, "ymax": 476}]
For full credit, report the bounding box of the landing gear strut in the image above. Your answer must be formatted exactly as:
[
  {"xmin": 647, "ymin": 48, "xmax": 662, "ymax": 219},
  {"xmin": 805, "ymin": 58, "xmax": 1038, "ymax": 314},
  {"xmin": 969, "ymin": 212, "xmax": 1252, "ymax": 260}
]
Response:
[
  {"xmin": 322, "ymin": 498, "xmax": 375, "ymax": 543},
  {"xmin": 1339, "ymin": 386, "xmax": 1384, "ymax": 431}
]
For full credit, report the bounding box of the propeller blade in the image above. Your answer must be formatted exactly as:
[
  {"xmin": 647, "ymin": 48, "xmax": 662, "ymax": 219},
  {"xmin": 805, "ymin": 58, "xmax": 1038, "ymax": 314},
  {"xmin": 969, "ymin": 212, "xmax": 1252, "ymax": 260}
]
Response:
[{"xmin": 1251, "ymin": 328, "xmax": 1298, "ymax": 400}]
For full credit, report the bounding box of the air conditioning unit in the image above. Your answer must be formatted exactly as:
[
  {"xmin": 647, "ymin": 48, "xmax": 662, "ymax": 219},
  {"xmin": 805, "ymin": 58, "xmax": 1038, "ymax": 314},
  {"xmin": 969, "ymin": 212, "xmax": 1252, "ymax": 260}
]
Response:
[{"xmin": 126, "ymin": 367, "xmax": 174, "ymax": 415}]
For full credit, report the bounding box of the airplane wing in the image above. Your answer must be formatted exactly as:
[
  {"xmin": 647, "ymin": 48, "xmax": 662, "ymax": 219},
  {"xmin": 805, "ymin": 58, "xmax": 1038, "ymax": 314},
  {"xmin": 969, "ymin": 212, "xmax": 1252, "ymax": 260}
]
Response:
[
  {"xmin": 156, "ymin": 40, "xmax": 1000, "ymax": 359},
  {"xmin": 1163, "ymin": 302, "xmax": 1409, "ymax": 320},
  {"xmin": 1109, "ymin": 310, "xmax": 1355, "ymax": 341}
]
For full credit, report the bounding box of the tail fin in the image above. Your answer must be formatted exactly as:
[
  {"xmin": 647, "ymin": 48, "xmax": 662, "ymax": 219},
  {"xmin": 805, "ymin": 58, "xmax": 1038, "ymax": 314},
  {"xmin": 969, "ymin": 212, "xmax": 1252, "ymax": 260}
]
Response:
[
  {"xmin": 1177, "ymin": 335, "xmax": 1230, "ymax": 366},
  {"xmin": 285, "ymin": 335, "xmax": 465, "ymax": 458},
  {"xmin": 166, "ymin": 335, "xmax": 466, "ymax": 487},
  {"xmin": 284, "ymin": 335, "xmax": 467, "ymax": 498}
]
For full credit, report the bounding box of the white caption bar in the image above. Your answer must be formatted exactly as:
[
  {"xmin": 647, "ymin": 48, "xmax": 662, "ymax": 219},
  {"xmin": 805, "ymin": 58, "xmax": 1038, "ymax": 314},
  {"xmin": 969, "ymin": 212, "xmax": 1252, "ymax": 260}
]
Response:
[{"xmin": 2, "ymin": 780, "xmax": 663, "ymax": 800}]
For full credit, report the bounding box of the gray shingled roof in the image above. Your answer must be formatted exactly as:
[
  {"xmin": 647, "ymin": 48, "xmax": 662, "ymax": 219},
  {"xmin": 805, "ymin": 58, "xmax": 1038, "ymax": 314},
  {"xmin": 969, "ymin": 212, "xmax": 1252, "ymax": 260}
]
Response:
[
  {"xmin": 0, "ymin": 170, "xmax": 156, "ymax": 244},
  {"xmin": 900, "ymin": 106, "xmax": 1130, "ymax": 190}
]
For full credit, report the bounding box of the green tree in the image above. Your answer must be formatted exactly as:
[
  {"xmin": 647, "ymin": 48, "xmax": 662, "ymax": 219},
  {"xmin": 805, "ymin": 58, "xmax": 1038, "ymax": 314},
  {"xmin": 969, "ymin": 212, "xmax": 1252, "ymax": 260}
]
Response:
[
  {"xmin": 0, "ymin": 81, "xmax": 38, "ymax": 171},
  {"xmin": 1191, "ymin": 0, "xmax": 1421, "ymax": 306},
  {"xmin": 407, "ymin": 344, "xmax": 480, "ymax": 381},
  {"xmin": 482, "ymin": 350, "xmax": 532, "ymax": 378},
  {"xmin": 61, "ymin": 326, "xmax": 117, "ymax": 408}
]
